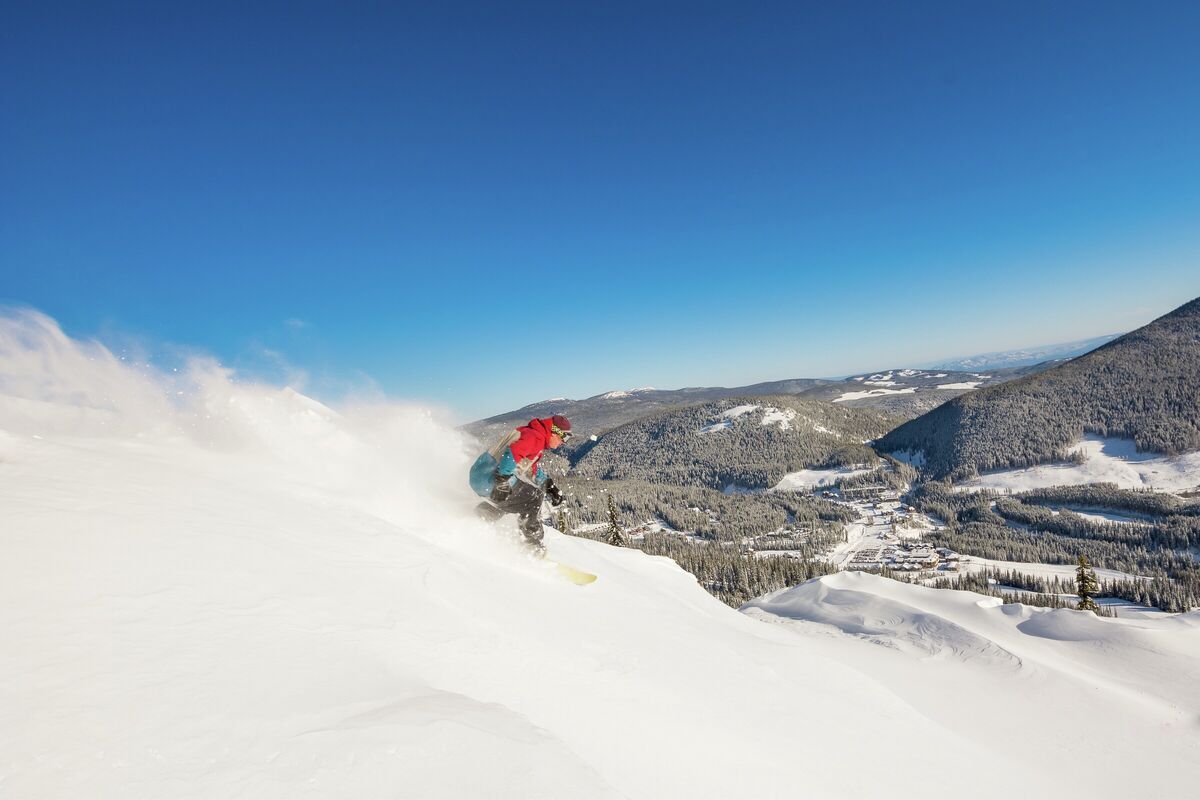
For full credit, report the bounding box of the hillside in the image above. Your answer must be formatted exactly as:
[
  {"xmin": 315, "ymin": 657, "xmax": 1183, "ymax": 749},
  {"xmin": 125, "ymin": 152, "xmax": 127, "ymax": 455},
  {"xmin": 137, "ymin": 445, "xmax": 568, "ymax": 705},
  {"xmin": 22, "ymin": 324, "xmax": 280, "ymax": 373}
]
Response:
[
  {"xmin": 464, "ymin": 380, "xmax": 830, "ymax": 443},
  {"xmin": 466, "ymin": 363, "xmax": 1054, "ymax": 448},
  {"xmin": 568, "ymin": 395, "xmax": 896, "ymax": 489},
  {"xmin": 4, "ymin": 311, "xmax": 1200, "ymax": 798},
  {"xmin": 876, "ymin": 297, "xmax": 1200, "ymax": 480},
  {"xmin": 794, "ymin": 366, "xmax": 1045, "ymax": 419}
]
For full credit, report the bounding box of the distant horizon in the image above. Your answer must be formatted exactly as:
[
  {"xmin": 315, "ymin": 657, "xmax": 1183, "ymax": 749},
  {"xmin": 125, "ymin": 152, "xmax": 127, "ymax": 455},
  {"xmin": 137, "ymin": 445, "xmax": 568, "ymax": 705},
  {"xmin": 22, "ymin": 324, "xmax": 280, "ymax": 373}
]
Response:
[
  {"xmin": 0, "ymin": 297, "xmax": 1166, "ymax": 424},
  {"xmin": 4, "ymin": 3, "xmax": 1199, "ymax": 422},
  {"xmin": 0, "ymin": 293, "xmax": 1183, "ymax": 424},
  {"xmin": 471, "ymin": 327, "xmax": 1128, "ymax": 419}
]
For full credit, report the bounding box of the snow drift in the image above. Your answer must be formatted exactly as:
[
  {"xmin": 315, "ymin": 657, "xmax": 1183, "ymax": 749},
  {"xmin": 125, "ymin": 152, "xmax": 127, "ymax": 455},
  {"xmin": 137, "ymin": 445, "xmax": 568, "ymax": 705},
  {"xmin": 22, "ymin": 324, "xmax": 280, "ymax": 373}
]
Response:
[{"xmin": 2, "ymin": 309, "xmax": 1199, "ymax": 799}]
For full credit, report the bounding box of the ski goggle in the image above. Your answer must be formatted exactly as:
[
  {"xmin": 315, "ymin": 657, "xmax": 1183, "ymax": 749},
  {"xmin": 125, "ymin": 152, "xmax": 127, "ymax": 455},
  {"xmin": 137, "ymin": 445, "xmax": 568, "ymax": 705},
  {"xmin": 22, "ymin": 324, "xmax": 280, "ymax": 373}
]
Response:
[{"xmin": 551, "ymin": 424, "xmax": 573, "ymax": 441}]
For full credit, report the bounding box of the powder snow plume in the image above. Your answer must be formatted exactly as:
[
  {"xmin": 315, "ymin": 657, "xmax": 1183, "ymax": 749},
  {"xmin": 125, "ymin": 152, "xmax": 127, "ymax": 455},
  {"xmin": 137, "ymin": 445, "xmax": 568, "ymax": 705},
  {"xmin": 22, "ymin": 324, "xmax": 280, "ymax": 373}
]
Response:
[
  {"xmin": 2, "ymin": 308, "xmax": 1199, "ymax": 799},
  {"xmin": 0, "ymin": 308, "xmax": 483, "ymax": 540}
]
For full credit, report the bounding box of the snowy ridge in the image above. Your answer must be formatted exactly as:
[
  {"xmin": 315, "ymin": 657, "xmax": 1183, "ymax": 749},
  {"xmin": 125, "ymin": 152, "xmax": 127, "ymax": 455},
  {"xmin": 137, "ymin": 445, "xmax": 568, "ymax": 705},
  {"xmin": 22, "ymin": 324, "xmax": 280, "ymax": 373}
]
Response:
[
  {"xmin": 879, "ymin": 300, "xmax": 1200, "ymax": 479},
  {"xmin": 832, "ymin": 369, "xmax": 993, "ymax": 403},
  {"xmin": 804, "ymin": 366, "xmax": 1014, "ymax": 414},
  {"xmin": 3, "ymin": 311, "xmax": 1199, "ymax": 798},
  {"xmin": 696, "ymin": 403, "xmax": 832, "ymax": 436},
  {"xmin": 600, "ymin": 387, "xmax": 656, "ymax": 399},
  {"xmin": 745, "ymin": 572, "xmax": 1200, "ymax": 794}
]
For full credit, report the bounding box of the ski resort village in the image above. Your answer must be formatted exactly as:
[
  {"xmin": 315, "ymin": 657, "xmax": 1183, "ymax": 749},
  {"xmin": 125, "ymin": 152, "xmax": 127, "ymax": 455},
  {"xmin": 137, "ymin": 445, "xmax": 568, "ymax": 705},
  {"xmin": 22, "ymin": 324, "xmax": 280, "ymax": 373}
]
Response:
[{"xmin": 569, "ymin": 472, "xmax": 1156, "ymax": 616}]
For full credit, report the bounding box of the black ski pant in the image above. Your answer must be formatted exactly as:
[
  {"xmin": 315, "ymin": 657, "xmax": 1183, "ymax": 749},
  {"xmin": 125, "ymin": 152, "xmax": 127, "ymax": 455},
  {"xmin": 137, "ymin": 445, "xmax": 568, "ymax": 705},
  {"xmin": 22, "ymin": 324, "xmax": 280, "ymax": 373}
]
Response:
[{"xmin": 490, "ymin": 480, "xmax": 546, "ymax": 545}]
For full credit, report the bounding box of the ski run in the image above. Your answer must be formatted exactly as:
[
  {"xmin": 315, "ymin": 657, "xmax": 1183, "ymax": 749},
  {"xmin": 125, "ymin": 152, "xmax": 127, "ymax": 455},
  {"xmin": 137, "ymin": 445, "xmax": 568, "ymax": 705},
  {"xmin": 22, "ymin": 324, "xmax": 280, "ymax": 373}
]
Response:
[{"xmin": 2, "ymin": 312, "xmax": 1199, "ymax": 799}]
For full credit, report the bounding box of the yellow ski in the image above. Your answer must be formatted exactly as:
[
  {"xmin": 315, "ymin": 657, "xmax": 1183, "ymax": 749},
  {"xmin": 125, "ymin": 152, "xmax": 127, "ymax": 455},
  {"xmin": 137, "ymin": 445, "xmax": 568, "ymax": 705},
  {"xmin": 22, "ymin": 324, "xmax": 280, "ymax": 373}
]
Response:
[{"xmin": 552, "ymin": 560, "xmax": 598, "ymax": 585}]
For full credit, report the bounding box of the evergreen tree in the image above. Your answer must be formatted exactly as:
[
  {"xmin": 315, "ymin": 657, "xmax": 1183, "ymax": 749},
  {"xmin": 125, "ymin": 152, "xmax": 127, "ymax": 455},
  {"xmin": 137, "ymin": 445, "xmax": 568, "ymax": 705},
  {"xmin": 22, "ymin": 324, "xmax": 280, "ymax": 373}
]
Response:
[
  {"xmin": 1076, "ymin": 555, "xmax": 1101, "ymax": 612},
  {"xmin": 606, "ymin": 494, "xmax": 627, "ymax": 547},
  {"xmin": 555, "ymin": 509, "xmax": 571, "ymax": 536}
]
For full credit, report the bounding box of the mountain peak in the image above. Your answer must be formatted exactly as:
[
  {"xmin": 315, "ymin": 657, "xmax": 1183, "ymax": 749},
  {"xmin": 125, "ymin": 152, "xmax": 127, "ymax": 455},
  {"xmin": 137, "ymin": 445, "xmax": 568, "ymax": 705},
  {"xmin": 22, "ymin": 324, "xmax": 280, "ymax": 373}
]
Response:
[
  {"xmin": 876, "ymin": 296, "xmax": 1200, "ymax": 479},
  {"xmin": 1164, "ymin": 295, "xmax": 1200, "ymax": 319}
]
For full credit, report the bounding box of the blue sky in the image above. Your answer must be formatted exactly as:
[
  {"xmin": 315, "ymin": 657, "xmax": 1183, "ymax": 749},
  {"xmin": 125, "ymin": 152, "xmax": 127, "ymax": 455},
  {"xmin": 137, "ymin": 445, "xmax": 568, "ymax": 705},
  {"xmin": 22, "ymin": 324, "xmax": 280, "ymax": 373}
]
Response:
[{"xmin": 3, "ymin": 1, "xmax": 1199, "ymax": 421}]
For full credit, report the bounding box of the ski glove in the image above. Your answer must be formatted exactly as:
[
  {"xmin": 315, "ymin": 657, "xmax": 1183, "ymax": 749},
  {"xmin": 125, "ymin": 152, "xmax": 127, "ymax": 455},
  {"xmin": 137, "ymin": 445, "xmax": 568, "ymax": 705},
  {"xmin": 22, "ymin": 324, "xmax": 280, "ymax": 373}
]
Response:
[{"xmin": 544, "ymin": 478, "xmax": 564, "ymax": 507}]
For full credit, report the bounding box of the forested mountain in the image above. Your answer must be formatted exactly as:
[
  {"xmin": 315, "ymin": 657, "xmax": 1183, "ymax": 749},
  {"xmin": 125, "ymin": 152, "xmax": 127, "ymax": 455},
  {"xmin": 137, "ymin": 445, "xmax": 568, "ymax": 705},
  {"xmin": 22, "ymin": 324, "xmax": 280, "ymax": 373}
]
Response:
[
  {"xmin": 465, "ymin": 364, "xmax": 1054, "ymax": 447},
  {"xmin": 567, "ymin": 395, "xmax": 897, "ymax": 490},
  {"xmin": 464, "ymin": 381, "xmax": 830, "ymax": 444},
  {"xmin": 466, "ymin": 333, "xmax": 1117, "ymax": 458},
  {"xmin": 876, "ymin": 297, "xmax": 1200, "ymax": 480},
  {"xmin": 794, "ymin": 366, "xmax": 1044, "ymax": 419}
]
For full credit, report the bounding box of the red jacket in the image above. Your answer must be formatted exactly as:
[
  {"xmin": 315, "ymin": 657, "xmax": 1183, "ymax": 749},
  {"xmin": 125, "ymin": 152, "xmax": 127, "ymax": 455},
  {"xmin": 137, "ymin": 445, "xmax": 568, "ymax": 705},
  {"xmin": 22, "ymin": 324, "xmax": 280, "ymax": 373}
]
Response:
[{"xmin": 507, "ymin": 418, "xmax": 555, "ymax": 481}]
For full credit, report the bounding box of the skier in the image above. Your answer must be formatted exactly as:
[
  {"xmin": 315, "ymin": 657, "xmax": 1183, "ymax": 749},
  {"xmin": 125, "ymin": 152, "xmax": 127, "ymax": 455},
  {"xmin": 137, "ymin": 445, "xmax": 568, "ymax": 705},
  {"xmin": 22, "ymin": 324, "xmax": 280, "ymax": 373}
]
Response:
[{"xmin": 470, "ymin": 415, "xmax": 572, "ymax": 552}]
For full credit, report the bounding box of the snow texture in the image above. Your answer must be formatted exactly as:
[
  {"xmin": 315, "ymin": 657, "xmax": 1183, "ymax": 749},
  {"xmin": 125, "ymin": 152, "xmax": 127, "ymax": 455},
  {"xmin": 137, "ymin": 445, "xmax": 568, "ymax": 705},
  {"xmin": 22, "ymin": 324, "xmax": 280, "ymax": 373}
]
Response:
[
  {"xmin": 697, "ymin": 404, "xmax": 799, "ymax": 434},
  {"xmin": 600, "ymin": 387, "xmax": 656, "ymax": 400},
  {"xmin": 759, "ymin": 407, "xmax": 796, "ymax": 430},
  {"xmin": 833, "ymin": 387, "xmax": 917, "ymax": 403},
  {"xmin": 2, "ymin": 310, "xmax": 1198, "ymax": 799},
  {"xmin": 744, "ymin": 571, "xmax": 1200, "ymax": 798},
  {"xmin": 772, "ymin": 466, "xmax": 872, "ymax": 491},
  {"xmin": 956, "ymin": 435, "xmax": 1200, "ymax": 492},
  {"xmin": 891, "ymin": 448, "xmax": 927, "ymax": 468},
  {"xmin": 722, "ymin": 403, "xmax": 760, "ymax": 418}
]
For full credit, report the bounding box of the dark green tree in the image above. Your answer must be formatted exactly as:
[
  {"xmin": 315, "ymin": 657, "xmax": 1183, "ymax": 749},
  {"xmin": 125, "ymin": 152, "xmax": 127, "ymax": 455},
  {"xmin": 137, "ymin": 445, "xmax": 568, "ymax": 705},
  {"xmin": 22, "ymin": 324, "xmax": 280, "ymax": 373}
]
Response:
[
  {"xmin": 606, "ymin": 494, "xmax": 627, "ymax": 547},
  {"xmin": 1076, "ymin": 555, "xmax": 1101, "ymax": 612}
]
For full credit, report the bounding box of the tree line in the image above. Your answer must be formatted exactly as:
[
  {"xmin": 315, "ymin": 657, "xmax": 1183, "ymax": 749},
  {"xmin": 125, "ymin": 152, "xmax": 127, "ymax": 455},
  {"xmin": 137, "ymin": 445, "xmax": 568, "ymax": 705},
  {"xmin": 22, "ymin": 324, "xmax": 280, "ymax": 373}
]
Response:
[
  {"xmin": 555, "ymin": 476, "xmax": 855, "ymax": 540},
  {"xmin": 907, "ymin": 481, "xmax": 1200, "ymax": 612}
]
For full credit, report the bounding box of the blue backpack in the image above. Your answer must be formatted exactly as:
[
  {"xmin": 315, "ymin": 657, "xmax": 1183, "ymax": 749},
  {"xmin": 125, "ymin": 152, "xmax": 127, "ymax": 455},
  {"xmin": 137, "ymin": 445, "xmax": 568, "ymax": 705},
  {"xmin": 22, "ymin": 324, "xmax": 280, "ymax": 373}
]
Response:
[
  {"xmin": 469, "ymin": 452, "xmax": 499, "ymax": 497},
  {"xmin": 469, "ymin": 430, "xmax": 521, "ymax": 497}
]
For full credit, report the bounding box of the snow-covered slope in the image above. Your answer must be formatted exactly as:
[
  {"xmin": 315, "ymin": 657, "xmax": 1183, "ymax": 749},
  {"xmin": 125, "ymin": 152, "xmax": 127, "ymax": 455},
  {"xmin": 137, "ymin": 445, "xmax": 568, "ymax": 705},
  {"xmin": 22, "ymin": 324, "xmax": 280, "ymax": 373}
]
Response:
[
  {"xmin": 794, "ymin": 367, "xmax": 1036, "ymax": 420},
  {"xmin": 569, "ymin": 395, "xmax": 890, "ymax": 489},
  {"xmin": 745, "ymin": 572, "xmax": 1200, "ymax": 796},
  {"xmin": 3, "ymin": 310, "xmax": 1199, "ymax": 798},
  {"xmin": 955, "ymin": 434, "xmax": 1200, "ymax": 493},
  {"xmin": 878, "ymin": 297, "xmax": 1200, "ymax": 480}
]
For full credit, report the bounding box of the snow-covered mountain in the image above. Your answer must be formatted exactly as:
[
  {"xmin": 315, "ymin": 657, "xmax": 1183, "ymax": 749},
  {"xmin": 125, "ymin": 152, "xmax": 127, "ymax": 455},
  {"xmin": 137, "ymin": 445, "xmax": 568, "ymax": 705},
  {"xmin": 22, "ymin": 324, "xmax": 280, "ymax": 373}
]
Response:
[
  {"xmin": 4, "ymin": 310, "xmax": 1199, "ymax": 798},
  {"xmin": 795, "ymin": 366, "xmax": 1041, "ymax": 419},
  {"xmin": 878, "ymin": 296, "xmax": 1200, "ymax": 480},
  {"xmin": 467, "ymin": 331, "xmax": 1118, "ymax": 443},
  {"xmin": 467, "ymin": 366, "xmax": 1050, "ymax": 449},
  {"xmin": 465, "ymin": 379, "xmax": 830, "ymax": 443},
  {"xmin": 567, "ymin": 395, "xmax": 893, "ymax": 489}
]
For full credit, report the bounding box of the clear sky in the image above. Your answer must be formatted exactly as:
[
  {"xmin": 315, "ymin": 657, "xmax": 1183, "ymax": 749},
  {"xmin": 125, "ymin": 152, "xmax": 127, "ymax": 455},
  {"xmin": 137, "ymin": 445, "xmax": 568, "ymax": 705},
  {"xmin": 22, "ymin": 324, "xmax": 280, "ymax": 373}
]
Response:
[{"xmin": 3, "ymin": 1, "xmax": 1199, "ymax": 421}]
